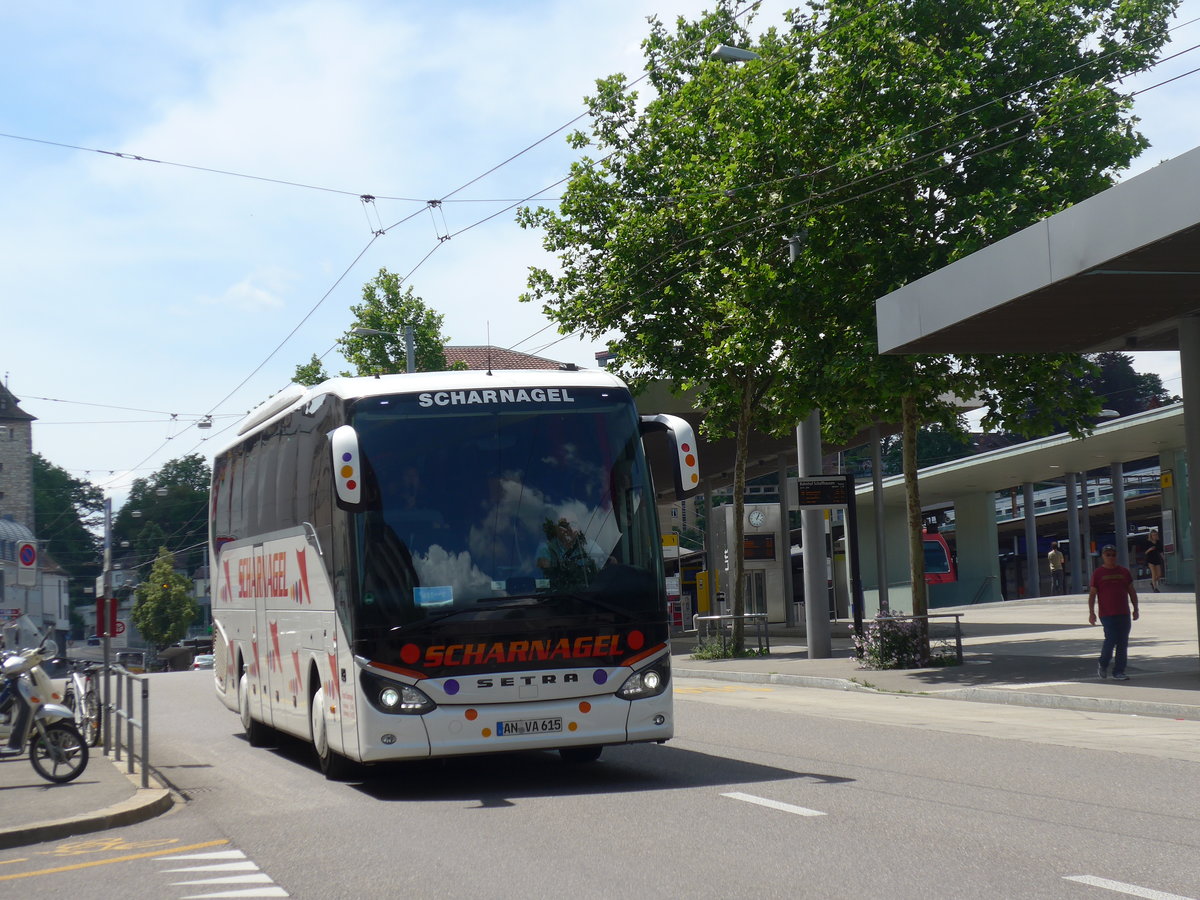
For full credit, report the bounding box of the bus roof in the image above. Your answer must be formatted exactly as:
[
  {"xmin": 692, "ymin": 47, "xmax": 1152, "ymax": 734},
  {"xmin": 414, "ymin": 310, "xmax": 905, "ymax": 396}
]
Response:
[{"xmin": 224, "ymin": 368, "xmax": 630, "ymax": 448}]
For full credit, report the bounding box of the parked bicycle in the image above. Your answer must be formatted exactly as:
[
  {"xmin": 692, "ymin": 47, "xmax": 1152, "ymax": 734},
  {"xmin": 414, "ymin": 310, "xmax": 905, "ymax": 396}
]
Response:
[{"xmin": 63, "ymin": 659, "xmax": 102, "ymax": 747}]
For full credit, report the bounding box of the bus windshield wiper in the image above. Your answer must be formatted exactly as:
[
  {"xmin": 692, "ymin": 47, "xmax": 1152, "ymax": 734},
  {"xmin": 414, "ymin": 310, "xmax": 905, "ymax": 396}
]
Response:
[
  {"xmin": 390, "ymin": 598, "xmax": 530, "ymax": 631},
  {"xmin": 498, "ymin": 591, "xmax": 634, "ymax": 620}
]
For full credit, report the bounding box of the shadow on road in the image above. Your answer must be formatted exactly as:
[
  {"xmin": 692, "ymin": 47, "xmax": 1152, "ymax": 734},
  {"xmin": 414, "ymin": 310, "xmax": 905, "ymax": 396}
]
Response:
[{"xmin": 351, "ymin": 743, "xmax": 853, "ymax": 805}]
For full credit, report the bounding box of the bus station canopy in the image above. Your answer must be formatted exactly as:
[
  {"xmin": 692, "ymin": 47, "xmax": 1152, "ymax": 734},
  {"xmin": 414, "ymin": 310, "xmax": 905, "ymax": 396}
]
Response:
[{"xmin": 875, "ymin": 144, "xmax": 1200, "ymax": 356}]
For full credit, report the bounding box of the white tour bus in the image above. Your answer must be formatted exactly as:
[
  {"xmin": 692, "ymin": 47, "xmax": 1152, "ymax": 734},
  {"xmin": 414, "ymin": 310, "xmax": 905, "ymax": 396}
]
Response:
[{"xmin": 210, "ymin": 369, "xmax": 699, "ymax": 777}]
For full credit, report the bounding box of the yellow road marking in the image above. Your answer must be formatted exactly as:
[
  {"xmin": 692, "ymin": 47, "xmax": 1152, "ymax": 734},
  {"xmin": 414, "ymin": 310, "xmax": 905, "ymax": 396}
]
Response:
[
  {"xmin": 676, "ymin": 684, "xmax": 775, "ymax": 694},
  {"xmin": 0, "ymin": 839, "xmax": 229, "ymax": 881},
  {"xmin": 0, "ymin": 859, "xmax": 29, "ymax": 866}
]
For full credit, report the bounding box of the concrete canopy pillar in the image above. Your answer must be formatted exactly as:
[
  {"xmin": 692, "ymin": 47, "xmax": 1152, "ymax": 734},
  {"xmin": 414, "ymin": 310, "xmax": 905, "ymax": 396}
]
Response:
[
  {"xmin": 1023, "ymin": 482, "xmax": 1038, "ymax": 597},
  {"xmin": 1065, "ymin": 472, "xmax": 1082, "ymax": 593},
  {"xmin": 797, "ymin": 409, "xmax": 831, "ymax": 658},
  {"xmin": 1177, "ymin": 314, "xmax": 1200, "ymax": 663},
  {"xmin": 1112, "ymin": 461, "xmax": 1128, "ymax": 568}
]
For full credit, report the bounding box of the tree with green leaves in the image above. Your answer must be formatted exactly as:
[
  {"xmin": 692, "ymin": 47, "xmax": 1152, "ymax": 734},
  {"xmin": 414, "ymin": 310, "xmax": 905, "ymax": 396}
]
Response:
[
  {"xmin": 132, "ymin": 547, "xmax": 198, "ymax": 653},
  {"xmin": 32, "ymin": 453, "xmax": 102, "ymax": 598},
  {"xmin": 1086, "ymin": 351, "xmax": 1178, "ymax": 418},
  {"xmin": 293, "ymin": 268, "xmax": 458, "ymax": 386},
  {"xmin": 520, "ymin": 0, "xmax": 1175, "ymax": 652},
  {"xmin": 113, "ymin": 454, "xmax": 211, "ymax": 574}
]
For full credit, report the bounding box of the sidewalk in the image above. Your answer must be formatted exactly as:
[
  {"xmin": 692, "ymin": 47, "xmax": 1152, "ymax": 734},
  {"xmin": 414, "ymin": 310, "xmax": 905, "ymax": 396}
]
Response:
[
  {"xmin": 2, "ymin": 595, "xmax": 1195, "ymax": 852},
  {"xmin": 673, "ymin": 594, "xmax": 1200, "ymax": 721},
  {"xmin": 0, "ymin": 749, "xmax": 171, "ymax": 851}
]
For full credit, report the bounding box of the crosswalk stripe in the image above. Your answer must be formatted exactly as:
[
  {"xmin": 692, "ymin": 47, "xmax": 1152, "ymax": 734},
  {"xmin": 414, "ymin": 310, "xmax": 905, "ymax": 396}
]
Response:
[
  {"xmin": 171, "ymin": 875, "xmax": 275, "ymax": 886},
  {"xmin": 179, "ymin": 889, "xmax": 288, "ymax": 899},
  {"xmin": 158, "ymin": 851, "xmax": 248, "ymax": 861},
  {"xmin": 162, "ymin": 862, "xmax": 261, "ymax": 873}
]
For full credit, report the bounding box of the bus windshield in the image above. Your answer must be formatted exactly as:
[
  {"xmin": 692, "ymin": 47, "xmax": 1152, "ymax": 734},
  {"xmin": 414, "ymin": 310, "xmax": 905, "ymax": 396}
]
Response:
[{"xmin": 350, "ymin": 388, "xmax": 664, "ymax": 636}]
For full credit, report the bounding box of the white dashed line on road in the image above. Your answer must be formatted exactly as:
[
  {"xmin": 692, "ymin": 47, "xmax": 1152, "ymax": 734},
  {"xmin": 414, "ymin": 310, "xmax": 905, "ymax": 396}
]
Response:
[
  {"xmin": 721, "ymin": 792, "xmax": 827, "ymax": 817},
  {"xmin": 1063, "ymin": 875, "xmax": 1196, "ymax": 899}
]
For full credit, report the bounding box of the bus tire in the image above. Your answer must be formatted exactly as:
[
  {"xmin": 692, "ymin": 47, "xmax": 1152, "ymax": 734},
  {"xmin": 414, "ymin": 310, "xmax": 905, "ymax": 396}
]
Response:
[
  {"xmin": 240, "ymin": 673, "xmax": 272, "ymax": 747},
  {"xmin": 310, "ymin": 688, "xmax": 357, "ymax": 781},
  {"xmin": 559, "ymin": 745, "xmax": 603, "ymax": 764}
]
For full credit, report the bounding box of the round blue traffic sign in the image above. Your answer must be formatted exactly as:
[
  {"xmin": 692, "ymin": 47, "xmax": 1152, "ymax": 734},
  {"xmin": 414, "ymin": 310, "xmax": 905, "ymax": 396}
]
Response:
[{"xmin": 18, "ymin": 544, "xmax": 36, "ymax": 567}]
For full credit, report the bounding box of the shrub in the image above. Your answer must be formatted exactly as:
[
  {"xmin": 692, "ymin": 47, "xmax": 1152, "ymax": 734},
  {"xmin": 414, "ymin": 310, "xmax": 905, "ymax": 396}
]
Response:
[{"xmin": 853, "ymin": 611, "xmax": 931, "ymax": 669}]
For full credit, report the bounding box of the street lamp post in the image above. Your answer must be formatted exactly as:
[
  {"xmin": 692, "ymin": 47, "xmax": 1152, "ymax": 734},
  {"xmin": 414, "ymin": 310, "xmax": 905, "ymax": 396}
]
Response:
[{"xmin": 353, "ymin": 326, "xmax": 415, "ymax": 374}]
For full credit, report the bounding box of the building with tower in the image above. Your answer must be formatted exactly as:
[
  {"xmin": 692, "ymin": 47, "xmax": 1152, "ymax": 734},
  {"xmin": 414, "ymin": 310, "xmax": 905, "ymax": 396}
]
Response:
[{"xmin": 0, "ymin": 380, "xmax": 69, "ymax": 644}]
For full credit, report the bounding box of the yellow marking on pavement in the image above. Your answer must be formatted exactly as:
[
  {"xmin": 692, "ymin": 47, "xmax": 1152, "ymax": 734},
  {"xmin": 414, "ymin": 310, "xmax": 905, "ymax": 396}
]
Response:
[
  {"xmin": 676, "ymin": 684, "xmax": 775, "ymax": 694},
  {"xmin": 0, "ymin": 840, "xmax": 228, "ymax": 881},
  {"xmin": 0, "ymin": 859, "xmax": 29, "ymax": 866},
  {"xmin": 40, "ymin": 837, "xmax": 182, "ymax": 857}
]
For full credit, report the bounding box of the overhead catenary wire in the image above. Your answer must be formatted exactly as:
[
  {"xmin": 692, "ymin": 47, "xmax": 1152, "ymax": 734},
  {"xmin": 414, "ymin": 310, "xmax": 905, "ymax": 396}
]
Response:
[{"xmin": 41, "ymin": 1, "xmax": 1199, "ymax": 492}]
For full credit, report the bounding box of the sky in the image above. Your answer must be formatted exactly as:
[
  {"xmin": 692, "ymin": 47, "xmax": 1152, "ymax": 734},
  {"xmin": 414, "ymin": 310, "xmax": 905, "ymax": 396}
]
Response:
[{"xmin": 3, "ymin": 0, "xmax": 1200, "ymax": 512}]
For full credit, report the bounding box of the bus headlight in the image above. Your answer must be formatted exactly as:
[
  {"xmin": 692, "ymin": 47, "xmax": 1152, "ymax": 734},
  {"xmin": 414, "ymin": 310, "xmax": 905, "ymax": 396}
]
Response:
[
  {"xmin": 617, "ymin": 656, "xmax": 670, "ymax": 700},
  {"xmin": 361, "ymin": 670, "xmax": 436, "ymax": 715}
]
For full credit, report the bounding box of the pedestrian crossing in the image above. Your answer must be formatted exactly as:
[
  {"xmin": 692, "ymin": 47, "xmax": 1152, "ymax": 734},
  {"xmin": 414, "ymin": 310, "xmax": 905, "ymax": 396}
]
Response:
[{"xmin": 154, "ymin": 849, "xmax": 288, "ymax": 898}]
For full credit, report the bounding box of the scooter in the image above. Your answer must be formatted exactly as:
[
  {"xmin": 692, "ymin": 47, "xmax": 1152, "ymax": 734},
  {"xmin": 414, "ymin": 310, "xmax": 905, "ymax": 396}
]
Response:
[{"xmin": 0, "ymin": 631, "xmax": 89, "ymax": 783}]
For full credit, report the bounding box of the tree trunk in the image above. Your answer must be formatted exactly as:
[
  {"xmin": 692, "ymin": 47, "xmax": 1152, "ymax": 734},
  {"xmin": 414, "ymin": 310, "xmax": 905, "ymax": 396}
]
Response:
[
  {"xmin": 730, "ymin": 379, "xmax": 752, "ymax": 654},
  {"xmin": 901, "ymin": 394, "xmax": 929, "ymax": 651}
]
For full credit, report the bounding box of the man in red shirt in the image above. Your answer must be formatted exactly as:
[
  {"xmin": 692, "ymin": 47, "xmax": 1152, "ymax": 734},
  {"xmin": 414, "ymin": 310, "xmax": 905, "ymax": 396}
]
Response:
[{"xmin": 1088, "ymin": 544, "xmax": 1140, "ymax": 681}]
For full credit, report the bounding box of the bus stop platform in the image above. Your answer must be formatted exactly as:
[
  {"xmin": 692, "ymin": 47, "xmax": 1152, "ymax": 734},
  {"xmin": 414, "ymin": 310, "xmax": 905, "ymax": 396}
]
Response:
[
  {"xmin": 672, "ymin": 594, "xmax": 1200, "ymax": 720},
  {"xmin": 0, "ymin": 751, "xmax": 171, "ymax": 851}
]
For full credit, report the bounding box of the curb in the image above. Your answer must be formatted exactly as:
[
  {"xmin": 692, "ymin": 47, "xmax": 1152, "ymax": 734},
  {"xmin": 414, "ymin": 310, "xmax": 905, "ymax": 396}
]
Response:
[
  {"xmin": 673, "ymin": 668, "xmax": 1200, "ymax": 720},
  {"xmin": 0, "ymin": 757, "xmax": 175, "ymax": 851}
]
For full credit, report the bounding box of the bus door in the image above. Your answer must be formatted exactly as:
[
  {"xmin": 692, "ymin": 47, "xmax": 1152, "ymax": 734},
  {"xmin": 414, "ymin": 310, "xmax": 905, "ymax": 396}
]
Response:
[{"xmin": 252, "ymin": 543, "xmax": 280, "ymax": 729}]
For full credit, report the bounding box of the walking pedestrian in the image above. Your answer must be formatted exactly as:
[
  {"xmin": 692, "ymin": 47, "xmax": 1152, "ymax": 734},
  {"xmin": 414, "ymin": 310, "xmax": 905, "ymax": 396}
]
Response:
[
  {"xmin": 1088, "ymin": 544, "xmax": 1139, "ymax": 681},
  {"xmin": 1047, "ymin": 541, "xmax": 1065, "ymax": 594},
  {"xmin": 1143, "ymin": 529, "xmax": 1164, "ymax": 592}
]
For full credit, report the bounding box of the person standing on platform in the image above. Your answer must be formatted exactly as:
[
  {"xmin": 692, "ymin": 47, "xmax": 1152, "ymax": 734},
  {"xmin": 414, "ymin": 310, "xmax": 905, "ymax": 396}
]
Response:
[
  {"xmin": 1047, "ymin": 541, "xmax": 1065, "ymax": 594},
  {"xmin": 1143, "ymin": 529, "xmax": 1164, "ymax": 593},
  {"xmin": 1088, "ymin": 544, "xmax": 1139, "ymax": 681}
]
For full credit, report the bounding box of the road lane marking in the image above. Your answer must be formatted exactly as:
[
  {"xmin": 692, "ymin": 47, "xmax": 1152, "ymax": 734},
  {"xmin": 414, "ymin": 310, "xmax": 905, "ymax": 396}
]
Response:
[
  {"xmin": 721, "ymin": 792, "xmax": 826, "ymax": 817},
  {"xmin": 159, "ymin": 848, "xmax": 289, "ymax": 898},
  {"xmin": 1064, "ymin": 875, "xmax": 1196, "ymax": 899},
  {"xmin": 0, "ymin": 840, "xmax": 229, "ymax": 881}
]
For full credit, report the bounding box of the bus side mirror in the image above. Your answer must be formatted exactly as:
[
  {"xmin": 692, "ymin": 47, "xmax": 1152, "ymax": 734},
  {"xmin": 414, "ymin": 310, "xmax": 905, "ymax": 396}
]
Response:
[
  {"xmin": 639, "ymin": 414, "xmax": 701, "ymax": 500},
  {"xmin": 329, "ymin": 425, "xmax": 365, "ymax": 510}
]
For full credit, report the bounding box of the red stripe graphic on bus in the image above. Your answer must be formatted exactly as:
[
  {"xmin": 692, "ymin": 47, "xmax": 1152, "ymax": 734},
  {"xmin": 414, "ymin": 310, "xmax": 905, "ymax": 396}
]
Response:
[
  {"xmin": 294, "ymin": 549, "xmax": 310, "ymax": 604},
  {"xmin": 269, "ymin": 620, "xmax": 282, "ymax": 673}
]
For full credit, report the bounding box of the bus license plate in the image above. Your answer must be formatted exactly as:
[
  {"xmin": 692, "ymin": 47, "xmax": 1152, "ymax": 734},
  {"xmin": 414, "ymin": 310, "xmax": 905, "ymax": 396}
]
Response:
[{"xmin": 497, "ymin": 717, "xmax": 562, "ymax": 736}]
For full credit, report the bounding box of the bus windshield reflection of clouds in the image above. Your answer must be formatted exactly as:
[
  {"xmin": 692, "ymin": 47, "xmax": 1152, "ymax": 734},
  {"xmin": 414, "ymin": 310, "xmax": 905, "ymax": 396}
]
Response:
[{"xmin": 354, "ymin": 390, "xmax": 659, "ymax": 629}]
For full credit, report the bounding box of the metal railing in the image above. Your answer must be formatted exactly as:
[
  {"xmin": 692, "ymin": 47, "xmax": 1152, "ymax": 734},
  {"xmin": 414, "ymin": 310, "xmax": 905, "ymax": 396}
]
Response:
[
  {"xmin": 109, "ymin": 666, "xmax": 151, "ymax": 789},
  {"xmin": 693, "ymin": 613, "xmax": 771, "ymax": 654}
]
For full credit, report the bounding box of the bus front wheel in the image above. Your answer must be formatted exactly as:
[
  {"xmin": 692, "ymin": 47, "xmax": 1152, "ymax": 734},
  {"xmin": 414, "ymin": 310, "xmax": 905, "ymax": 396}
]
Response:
[
  {"xmin": 559, "ymin": 745, "xmax": 603, "ymax": 764},
  {"xmin": 310, "ymin": 688, "xmax": 357, "ymax": 781}
]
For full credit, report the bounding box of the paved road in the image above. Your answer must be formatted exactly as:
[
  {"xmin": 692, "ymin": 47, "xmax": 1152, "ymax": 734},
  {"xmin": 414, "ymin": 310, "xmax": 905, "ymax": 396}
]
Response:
[{"xmin": 2, "ymin": 670, "xmax": 1197, "ymax": 899}]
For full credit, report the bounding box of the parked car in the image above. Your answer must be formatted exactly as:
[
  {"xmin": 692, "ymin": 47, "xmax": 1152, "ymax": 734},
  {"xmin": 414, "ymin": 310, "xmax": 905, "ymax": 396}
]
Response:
[
  {"xmin": 116, "ymin": 651, "xmax": 147, "ymax": 673},
  {"xmin": 191, "ymin": 653, "xmax": 215, "ymax": 670},
  {"xmin": 87, "ymin": 634, "xmax": 100, "ymax": 646}
]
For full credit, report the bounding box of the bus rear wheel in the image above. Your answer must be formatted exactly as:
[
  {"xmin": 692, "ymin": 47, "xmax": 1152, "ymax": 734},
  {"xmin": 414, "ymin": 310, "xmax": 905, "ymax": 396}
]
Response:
[
  {"xmin": 240, "ymin": 673, "xmax": 273, "ymax": 747},
  {"xmin": 310, "ymin": 688, "xmax": 357, "ymax": 781}
]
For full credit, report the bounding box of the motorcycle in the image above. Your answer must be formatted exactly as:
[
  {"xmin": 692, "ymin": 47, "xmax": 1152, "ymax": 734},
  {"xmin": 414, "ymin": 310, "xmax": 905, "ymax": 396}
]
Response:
[{"xmin": 0, "ymin": 631, "xmax": 89, "ymax": 783}]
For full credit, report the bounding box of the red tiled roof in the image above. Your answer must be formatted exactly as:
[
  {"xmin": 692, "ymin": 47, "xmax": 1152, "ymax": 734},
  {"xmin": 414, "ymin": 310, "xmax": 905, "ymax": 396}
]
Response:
[{"xmin": 443, "ymin": 346, "xmax": 567, "ymax": 370}]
